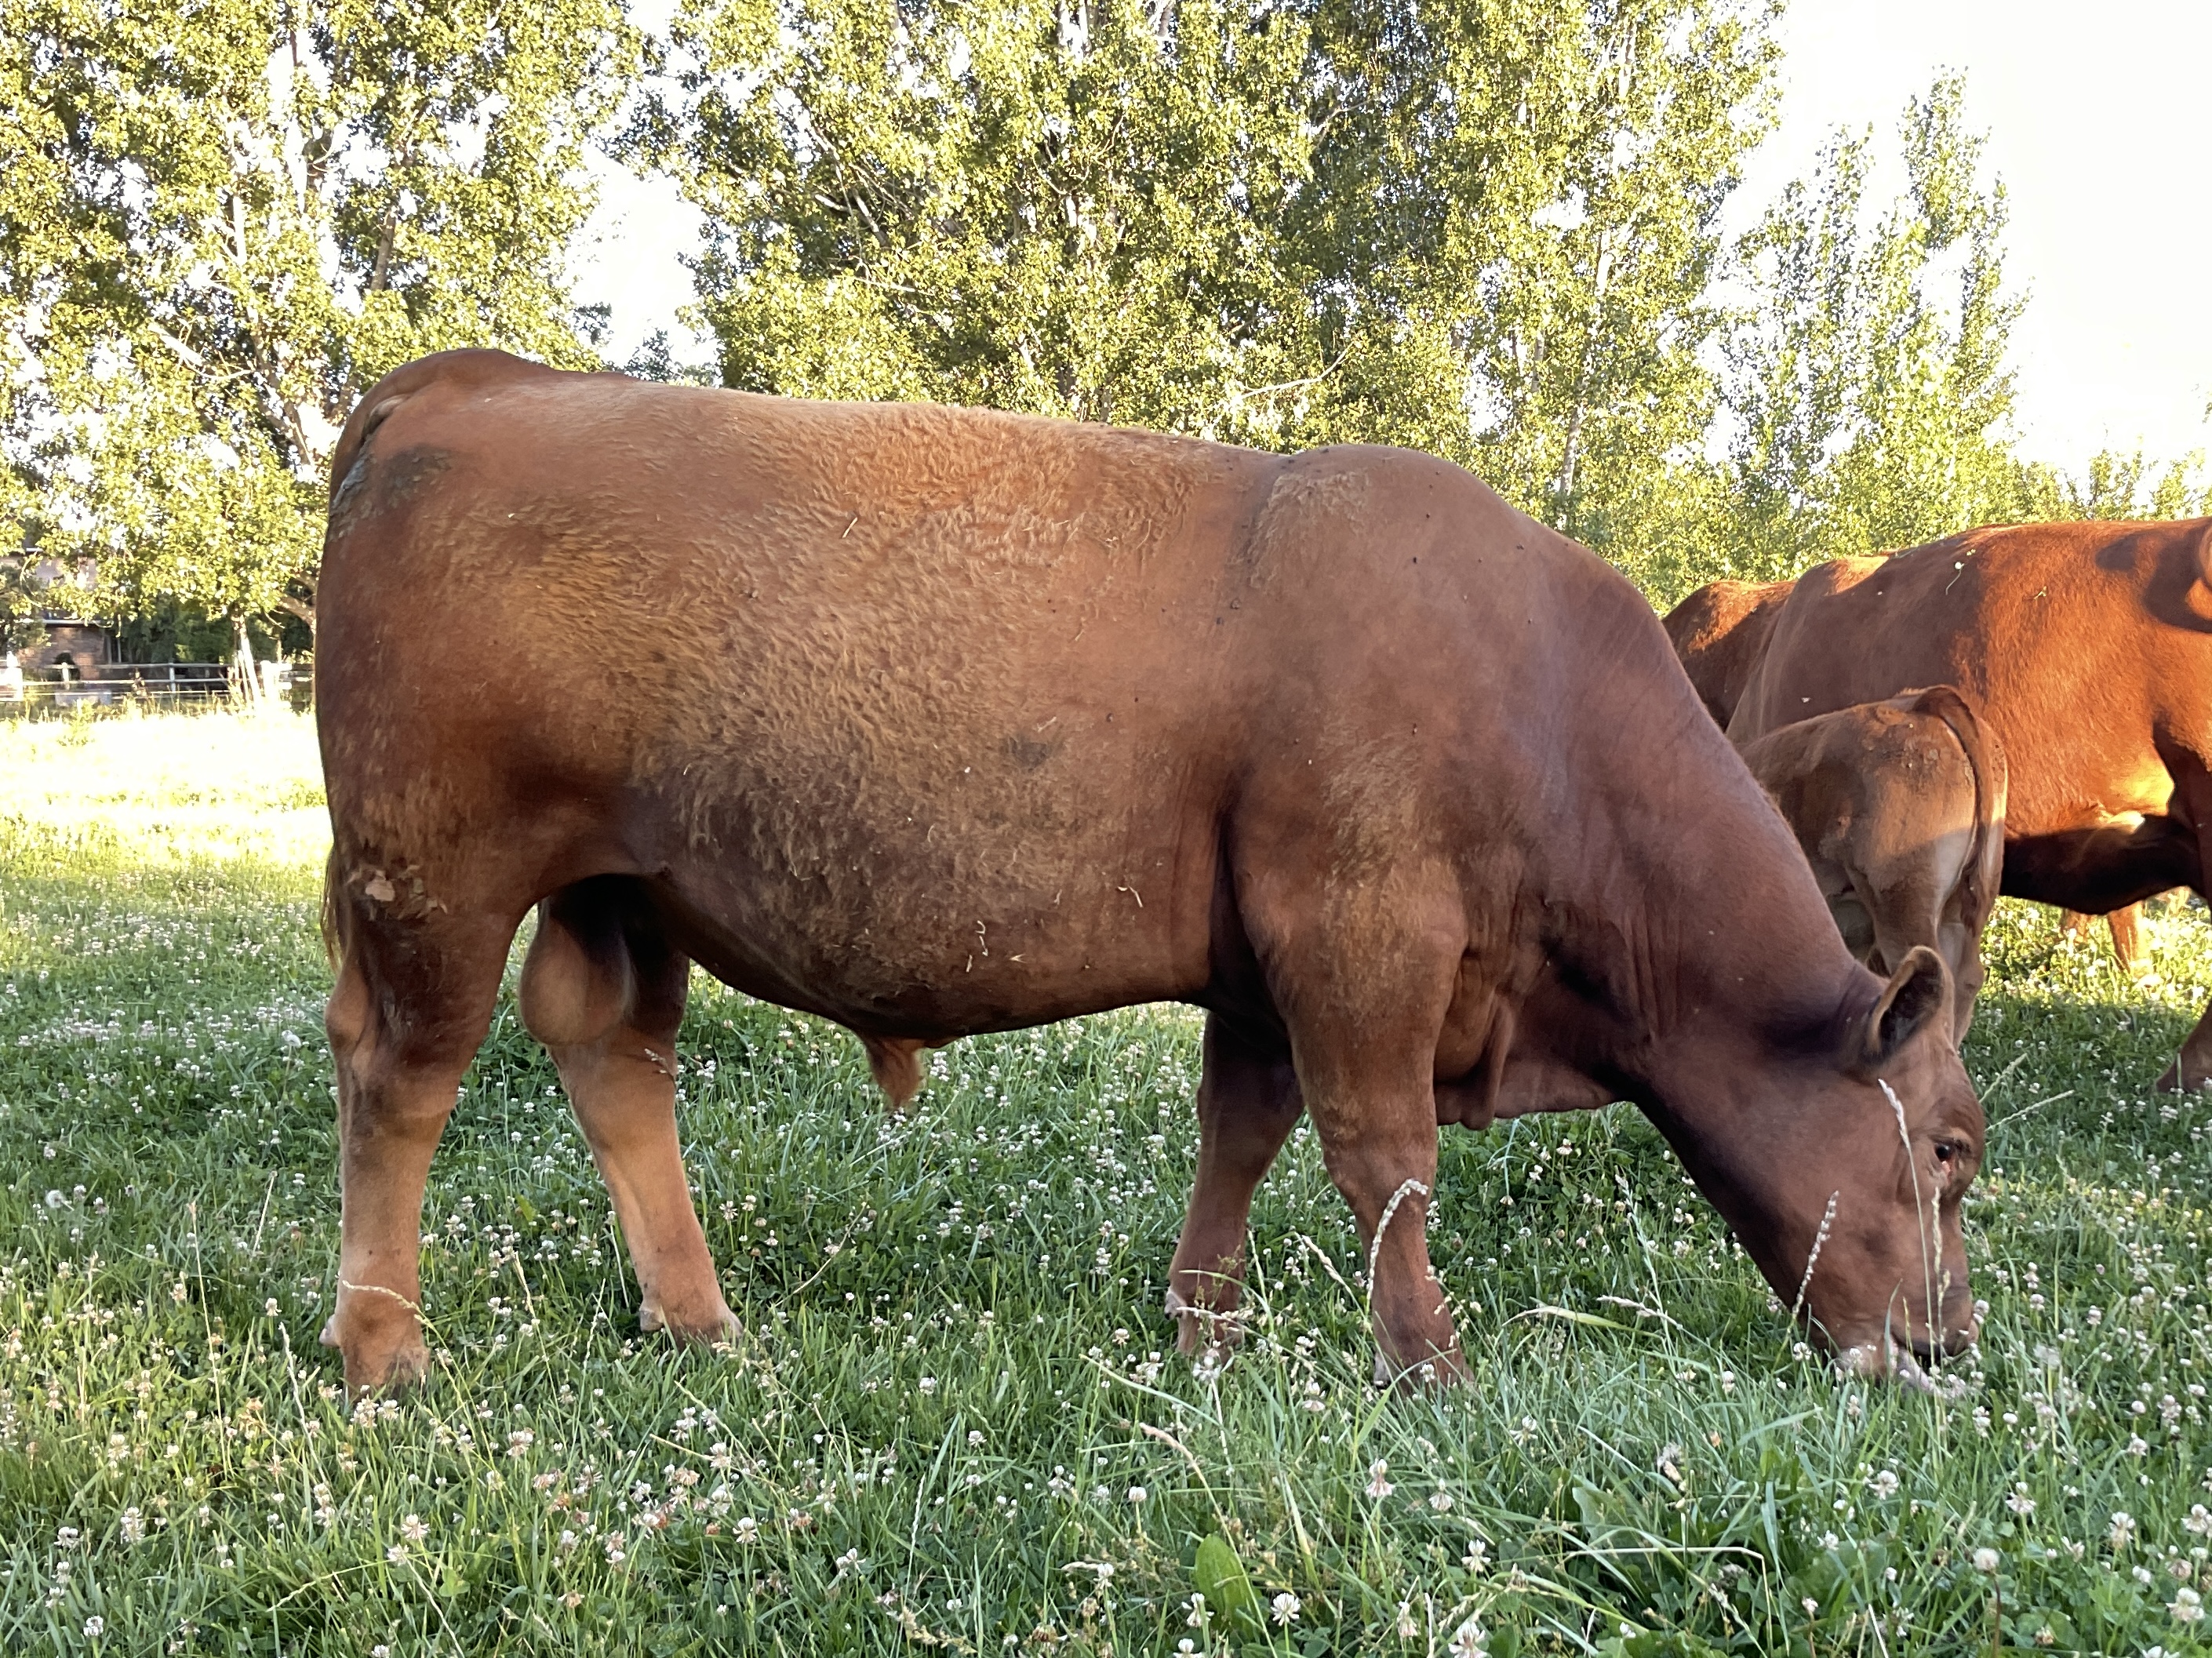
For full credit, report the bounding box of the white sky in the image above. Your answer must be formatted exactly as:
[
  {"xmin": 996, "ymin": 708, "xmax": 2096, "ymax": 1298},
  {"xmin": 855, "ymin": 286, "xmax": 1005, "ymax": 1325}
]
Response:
[
  {"xmin": 573, "ymin": 0, "xmax": 2212, "ymax": 471},
  {"xmin": 1738, "ymin": 0, "xmax": 2212, "ymax": 469}
]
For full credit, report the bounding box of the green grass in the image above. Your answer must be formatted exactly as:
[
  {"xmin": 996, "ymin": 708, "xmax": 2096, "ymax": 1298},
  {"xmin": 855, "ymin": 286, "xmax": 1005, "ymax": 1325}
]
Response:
[{"xmin": 6, "ymin": 707, "xmax": 2212, "ymax": 1656}]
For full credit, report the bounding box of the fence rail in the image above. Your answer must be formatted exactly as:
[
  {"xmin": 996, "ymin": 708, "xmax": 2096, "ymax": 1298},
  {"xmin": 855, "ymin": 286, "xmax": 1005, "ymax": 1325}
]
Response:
[{"xmin": 1, "ymin": 662, "xmax": 307, "ymax": 711}]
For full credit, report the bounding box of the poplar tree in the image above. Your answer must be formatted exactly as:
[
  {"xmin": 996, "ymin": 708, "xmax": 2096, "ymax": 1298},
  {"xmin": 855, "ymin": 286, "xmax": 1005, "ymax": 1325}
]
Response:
[
  {"xmin": 0, "ymin": 0, "xmax": 637, "ymax": 651},
  {"xmin": 649, "ymin": 0, "xmax": 1780, "ymax": 577},
  {"xmin": 1706, "ymin": 75, "xmax": 2029, "ymax": 584}
]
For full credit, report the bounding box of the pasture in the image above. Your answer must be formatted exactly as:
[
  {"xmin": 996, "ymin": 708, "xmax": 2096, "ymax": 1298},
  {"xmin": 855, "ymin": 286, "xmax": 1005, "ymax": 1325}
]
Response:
[{"xmin": 5, "ymin": 707, "xmax": 2212, "ymax": 1656}]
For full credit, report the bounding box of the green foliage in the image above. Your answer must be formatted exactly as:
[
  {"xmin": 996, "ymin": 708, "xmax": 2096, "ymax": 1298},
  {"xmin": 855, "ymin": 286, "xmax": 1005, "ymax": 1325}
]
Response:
[
  {"xmin": 651, "ymin": 0, "xmax": 1779, "ymax": 563},
  {"xmin": 1690, "ymin": 74, "xmax": 2028, "ymax": 588},
  {"xmin": 0, "ymin": 0, "xmax": 639, "ymax": 632}
]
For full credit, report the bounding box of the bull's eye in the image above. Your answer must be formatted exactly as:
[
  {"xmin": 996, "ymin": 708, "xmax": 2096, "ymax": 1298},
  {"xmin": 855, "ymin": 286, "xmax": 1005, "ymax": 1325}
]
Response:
[{"xmin": 1933, "ymin": 1141, "xmax": 1958, "ymax": 1165}]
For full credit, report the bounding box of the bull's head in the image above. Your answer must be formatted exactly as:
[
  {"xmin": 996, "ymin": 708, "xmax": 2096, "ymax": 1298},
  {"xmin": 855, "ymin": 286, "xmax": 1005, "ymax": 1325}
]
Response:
[{"xmin": 1663, "ymin": 946, "xmax": 1985, "ymax": 1383}]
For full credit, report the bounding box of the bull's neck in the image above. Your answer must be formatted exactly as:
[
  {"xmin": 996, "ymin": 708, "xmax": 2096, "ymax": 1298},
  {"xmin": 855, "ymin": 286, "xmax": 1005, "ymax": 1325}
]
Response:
[{"xmin": 1549, "ymin": 697, "xmax": 1868, "ymax": 1096}]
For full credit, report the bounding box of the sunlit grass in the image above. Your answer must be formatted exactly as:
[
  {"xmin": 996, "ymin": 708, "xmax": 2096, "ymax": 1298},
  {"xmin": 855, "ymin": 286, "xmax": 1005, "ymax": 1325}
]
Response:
[{"xmin": 5, "ymin": 709, "xmax": 2212, "ymax": 1655}]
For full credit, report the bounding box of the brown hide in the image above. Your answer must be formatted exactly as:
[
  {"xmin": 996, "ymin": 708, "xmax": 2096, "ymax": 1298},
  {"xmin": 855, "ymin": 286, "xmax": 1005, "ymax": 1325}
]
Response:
[
  {"xmin": 1738, "ymin": 688, "xmax": 2007, "ymax": 1044},
  {"xmin": 314, "ymin": 351, "xmax": 1984, "ymax": 1395},
  {"xmin": 1661, "ymin": 577, "xmax": 1796, "ymax": 726},
  {"xmin": 1730, "ymin": 520, "xmax": 2212, "ymax": 1088}
]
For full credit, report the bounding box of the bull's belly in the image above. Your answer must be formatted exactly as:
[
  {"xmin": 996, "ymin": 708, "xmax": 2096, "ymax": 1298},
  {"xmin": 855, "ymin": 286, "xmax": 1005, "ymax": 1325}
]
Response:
[
  {"xmin": 635, "ymin": 822, "xmax": 1214, "ymax": 1040},
  {"xmin": 1999, "ymin": 816, "xmax": 2201, "ymax": 912}
]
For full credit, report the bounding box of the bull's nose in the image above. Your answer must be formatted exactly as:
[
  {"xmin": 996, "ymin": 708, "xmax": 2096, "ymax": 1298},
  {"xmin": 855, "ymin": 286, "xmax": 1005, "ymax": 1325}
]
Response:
[{"xmin": 1915, "ymin": 1298, "xmax": 1981, "ymax": 1363}]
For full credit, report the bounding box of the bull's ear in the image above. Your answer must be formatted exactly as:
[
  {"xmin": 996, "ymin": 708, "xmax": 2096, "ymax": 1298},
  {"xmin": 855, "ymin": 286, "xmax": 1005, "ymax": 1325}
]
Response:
[{"xmin": 1856, "ymin": 945, "xmax": 1951, "ymax": 1071}]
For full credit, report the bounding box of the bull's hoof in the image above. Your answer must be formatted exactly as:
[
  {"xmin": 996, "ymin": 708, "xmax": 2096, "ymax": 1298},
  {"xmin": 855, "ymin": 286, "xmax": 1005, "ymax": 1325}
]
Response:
[
  {"xmin": 639, "ymin": 1290, "xmax": 740, "ymax": 1346},
  {"xmin": 2153, "ymin": 1060, "xmax": 2210, "ymax": 1095},
  {"xmin": 326, "ymin": 1322, "xmax": 431, "ymax": 1397},
  {"xmin": 323, "ymin": 1297, "xmax": 431, "ymax": 1397},
  {"xmin": 1373, "ymin": 1347, "xmax": 1472, "ymax": 1389},
  {"xmin": 1166, "ymin": 1286, "xmax": 1244, "ymax": 1359}
]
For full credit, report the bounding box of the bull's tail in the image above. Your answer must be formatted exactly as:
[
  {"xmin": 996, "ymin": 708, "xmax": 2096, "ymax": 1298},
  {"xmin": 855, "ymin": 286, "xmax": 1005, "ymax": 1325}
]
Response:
[
  {"xmin": 320, "ymin": 845, "xmax": 350, "ymax": 969},
  {"xmin": 1909, "ymin": 685, "xmax": 2008, "ymax": 929}
]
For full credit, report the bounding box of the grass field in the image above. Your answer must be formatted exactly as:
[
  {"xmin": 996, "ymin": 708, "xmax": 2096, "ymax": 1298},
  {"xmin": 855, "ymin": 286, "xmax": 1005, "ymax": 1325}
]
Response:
[{"xmin": 7, "ymin": 707, "xmax": 2212, "ymax": 1656}]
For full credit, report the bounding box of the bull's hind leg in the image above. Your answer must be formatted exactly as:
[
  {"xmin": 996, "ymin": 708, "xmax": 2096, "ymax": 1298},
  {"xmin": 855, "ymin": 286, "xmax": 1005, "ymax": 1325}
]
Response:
[
  {"xmin": 323, "ymin": 905, "xmax": 513, "ymax": 1395},
  {"xmin": 2159, "ymin": 765, "xmax": 2212, "ymax": 1093},
  {"xmin": 518, "ymin": 878, "xmax": 736, "ymax": 1343},
  {"xmin": 1166, "ymin": 1014, "xmax": 1302, "ymax": 1357}
]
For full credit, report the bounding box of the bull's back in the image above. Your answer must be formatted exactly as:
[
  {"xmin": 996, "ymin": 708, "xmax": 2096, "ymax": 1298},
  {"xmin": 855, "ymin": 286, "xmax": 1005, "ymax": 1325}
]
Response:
[{"xmin": 317, "ymin": 356, "xmax": 1599, "ymax": 1031}]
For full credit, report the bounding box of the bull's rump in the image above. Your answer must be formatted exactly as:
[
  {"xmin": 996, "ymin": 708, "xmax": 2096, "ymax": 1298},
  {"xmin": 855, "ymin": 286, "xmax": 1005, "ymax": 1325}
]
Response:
[{"xmin": 318, "ymin": 358, "xmax": 1557, "ymax": 1034}]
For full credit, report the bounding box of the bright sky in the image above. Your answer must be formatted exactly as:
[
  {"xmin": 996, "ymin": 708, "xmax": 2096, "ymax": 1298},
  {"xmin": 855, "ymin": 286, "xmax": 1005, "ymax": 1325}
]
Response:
[
  {"xmin": 1740, "ymin": 0, "xmax": 2212, "ymax": 470},
  {"xmin": 574, "ymin": 0, "xmax": 2212, "ymax": 471}
]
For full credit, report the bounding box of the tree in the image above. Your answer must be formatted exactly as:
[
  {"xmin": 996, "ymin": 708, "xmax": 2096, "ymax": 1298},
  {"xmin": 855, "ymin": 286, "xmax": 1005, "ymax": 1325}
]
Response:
[
  {"xmin": 1701, "ymin": 74, "xmax": 2030, "ymax": 587},
  {"xmin": 0, "ymin": 0, "xmax": 638, "ymax": 651},
  {"xmin": 646, "ymin": 0, "xmax": 1780, "ymax": 576}
]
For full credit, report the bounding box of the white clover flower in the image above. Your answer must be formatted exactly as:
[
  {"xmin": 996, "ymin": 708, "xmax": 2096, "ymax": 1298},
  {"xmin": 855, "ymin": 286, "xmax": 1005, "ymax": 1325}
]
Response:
[
  {"xmin": 1429, "ymin": 1491, "xmax": 1454, "ymax": 1513},
  {"xmin": 1366, "ymin": 1460, "xmax": 1394, "ymax": 1500},
  {"xmin": 1270, "ymin": 1591, "xmax": 1301, "ymax": 1627},
  {"xmin": 118, "ymin": 1508, "xmax": 144, "ymax": 1544},
  {"xmin": 1448, "ymin": 1616, "xmax": 1489, "ymax": 1658},
  {"xmin": 2188, "ymin": 1506, "xmax": 2212, "ymax": 1537},
  {"xmin": 1126, "ymin": 1486, "xmax": 1147, "ymax": 1505},
  {"xmin": 2114, "ymin": 1511, "xmax": 2139, "ymax": 1548},
  {"xmin": 918, "ymin": 1376, "xmax": 937, "ymax": 1394},
  {"xmin": 2174, "ymin": 1587, "xmax": 2205, "ymax": 1623},
  {"xmin": 734, "ymin": 1516, "xmax": 759, "ymax": 1543},
  {"xmin": 1462, "ymin": 1538, "xmax": 1490, "ymax": 1575},
  {"xmin": 386, "ymin": 1543, "xmax": 409, "ymax": 1565},
  {"xmin": 82, "ymin": 1617, "xmax": 104, "ymax": 1640},
  {"xmin": 1868, "ymin": 1469, "xmax": 1900, "ymax": 1500},
  {"xmin": 2006, "ymin": 1485, "xmax": 2036, "ymax": 1516},
  {"xmin": 1972, "ymin": 1548, "xmax": 1999, "ymax": 1574},
  {"xmin": 400, "ymin": 1513, "xmax": 428, "ymax": 1546}
]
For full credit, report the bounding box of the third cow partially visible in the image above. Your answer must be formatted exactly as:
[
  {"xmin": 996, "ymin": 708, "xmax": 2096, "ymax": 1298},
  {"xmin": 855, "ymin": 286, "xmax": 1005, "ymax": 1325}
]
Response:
[{"xmin": 1737, "ymin": 687, "xmax": 2007, "ymax": 1044}]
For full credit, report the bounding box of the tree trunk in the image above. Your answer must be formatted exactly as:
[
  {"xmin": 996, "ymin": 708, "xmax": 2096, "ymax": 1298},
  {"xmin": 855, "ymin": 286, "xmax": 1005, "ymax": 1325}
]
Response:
[{"xmin": 233, "ymin": 616, "xmax": 261, "ymax": 709}]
